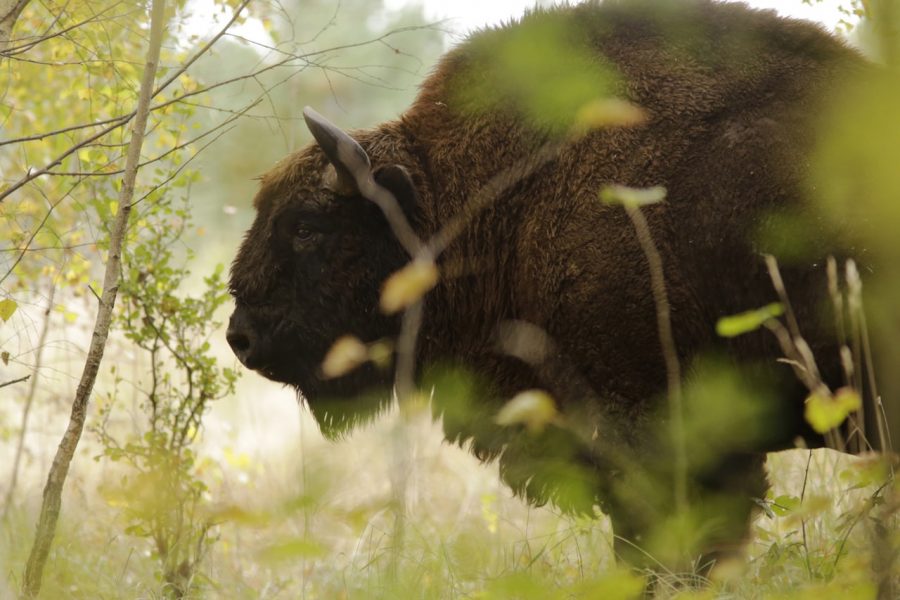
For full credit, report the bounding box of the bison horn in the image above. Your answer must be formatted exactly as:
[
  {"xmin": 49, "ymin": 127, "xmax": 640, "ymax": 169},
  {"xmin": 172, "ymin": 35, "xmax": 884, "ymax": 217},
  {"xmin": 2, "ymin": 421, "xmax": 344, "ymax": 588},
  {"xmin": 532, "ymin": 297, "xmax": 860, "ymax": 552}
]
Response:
[{"xmin": 303, "ymin": 106, "xmax": 371, "ymax": 196}]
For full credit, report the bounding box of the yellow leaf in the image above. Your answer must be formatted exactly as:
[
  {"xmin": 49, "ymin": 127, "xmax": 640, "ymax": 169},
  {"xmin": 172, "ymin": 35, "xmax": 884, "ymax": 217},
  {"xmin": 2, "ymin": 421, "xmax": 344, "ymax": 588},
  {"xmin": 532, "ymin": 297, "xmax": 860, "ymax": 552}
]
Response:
[
  {"xmin": 223, "ymin": 447, "xmax": 251, "ymax": 469},
  {"xmin": 574, "ymin": 98, "xmax": 646, "ymax": 132},
  {"xmin": 600, "ymin": 184, "xmax": 667, "ymax": 207},
  {"xmin": 805, "ymin": 388, "xmax": 860, "ymax": 434},
  {"xmin": 109, "ymin": 200, "xmax": 119, "ymax": 216},
  {"xmin": 835, "ymin": 386, "xmax": 862, "ymax": 413},
  {"xmin": 0, "ymin": 298, "xmax": 17, "ymax": 322},
  {"xmin": 321, "ymin": 335, "xmax": 368, "ymax": 379},
  {"xmin": 496, "ymin": 389, "xmax": 558, "ymax": 433},
  {"xmin": 368, "ymin": 339, "xmax": 394, "ymax": 369},
  {"xmin": 380, "ymin": 260, "xmax": 439, "ymax": 314}
]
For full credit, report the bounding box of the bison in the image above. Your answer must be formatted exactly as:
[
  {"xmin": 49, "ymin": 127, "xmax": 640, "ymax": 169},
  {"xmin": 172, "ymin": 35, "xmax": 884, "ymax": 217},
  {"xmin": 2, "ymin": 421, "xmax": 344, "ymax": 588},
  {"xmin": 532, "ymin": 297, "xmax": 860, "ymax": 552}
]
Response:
[{"xmin": 227, "ymin": 0, "xmax": 890, "ymax": 570}]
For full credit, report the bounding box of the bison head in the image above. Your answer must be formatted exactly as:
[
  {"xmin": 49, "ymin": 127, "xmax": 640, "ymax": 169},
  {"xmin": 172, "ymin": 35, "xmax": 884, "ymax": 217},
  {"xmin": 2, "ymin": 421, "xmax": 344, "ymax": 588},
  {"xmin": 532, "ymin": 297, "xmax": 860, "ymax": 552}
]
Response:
[{"xmin": 227, "ymin": 108, "xmax": 420, "ymax": 432}]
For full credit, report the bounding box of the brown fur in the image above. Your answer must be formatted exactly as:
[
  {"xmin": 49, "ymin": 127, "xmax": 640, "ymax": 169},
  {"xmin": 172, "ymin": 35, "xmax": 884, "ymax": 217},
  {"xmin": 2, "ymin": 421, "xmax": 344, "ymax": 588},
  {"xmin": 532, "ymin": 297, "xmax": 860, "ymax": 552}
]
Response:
[{"xmin": 228, "ymin": 0, "xmax": 868, "ymax": 567}]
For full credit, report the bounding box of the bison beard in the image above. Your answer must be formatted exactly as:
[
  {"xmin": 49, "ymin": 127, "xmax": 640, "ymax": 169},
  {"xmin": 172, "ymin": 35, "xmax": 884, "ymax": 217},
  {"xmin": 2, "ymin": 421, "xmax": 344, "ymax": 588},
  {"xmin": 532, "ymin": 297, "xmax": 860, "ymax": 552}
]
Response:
[{"xmin": 227, "ymin": 0, "xmax": 881, "ymax": 571}]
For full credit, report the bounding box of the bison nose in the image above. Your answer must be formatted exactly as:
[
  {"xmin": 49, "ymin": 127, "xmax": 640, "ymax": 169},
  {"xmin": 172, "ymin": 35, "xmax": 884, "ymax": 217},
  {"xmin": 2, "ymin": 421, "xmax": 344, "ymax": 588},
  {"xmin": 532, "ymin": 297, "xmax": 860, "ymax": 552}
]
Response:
[{"xmin": 226, "ymin": 309, "xmax": 261, "ymax": 368}]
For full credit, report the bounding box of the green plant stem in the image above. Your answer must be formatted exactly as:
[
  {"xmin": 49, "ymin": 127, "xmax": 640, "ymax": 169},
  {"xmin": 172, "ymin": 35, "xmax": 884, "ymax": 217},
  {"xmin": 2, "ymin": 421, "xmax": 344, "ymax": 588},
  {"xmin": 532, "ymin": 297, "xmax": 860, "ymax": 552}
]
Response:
[{"xmin": 623, "ymin": 203, "xmax": 687, "ymax": 516}]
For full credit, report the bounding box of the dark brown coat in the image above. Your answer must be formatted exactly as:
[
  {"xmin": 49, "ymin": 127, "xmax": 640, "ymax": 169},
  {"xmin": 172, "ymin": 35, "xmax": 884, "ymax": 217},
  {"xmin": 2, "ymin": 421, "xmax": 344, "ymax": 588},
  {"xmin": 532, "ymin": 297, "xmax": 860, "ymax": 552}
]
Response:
[{"xmin": 228, "ymin": 0, "xmax": 868, "ymax": 567}]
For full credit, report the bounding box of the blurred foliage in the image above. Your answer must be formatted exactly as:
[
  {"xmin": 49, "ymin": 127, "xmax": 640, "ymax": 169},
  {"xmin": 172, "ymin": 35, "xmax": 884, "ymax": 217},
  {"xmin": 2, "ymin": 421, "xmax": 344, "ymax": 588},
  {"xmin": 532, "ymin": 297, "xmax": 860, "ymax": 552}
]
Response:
[
  {"xmin": 451, "ymin": 13, "xmax": 621, "ymax": 136},
  {"xmin": 1, "ymin": 0, "xmax": 899, "ymax": 598}
]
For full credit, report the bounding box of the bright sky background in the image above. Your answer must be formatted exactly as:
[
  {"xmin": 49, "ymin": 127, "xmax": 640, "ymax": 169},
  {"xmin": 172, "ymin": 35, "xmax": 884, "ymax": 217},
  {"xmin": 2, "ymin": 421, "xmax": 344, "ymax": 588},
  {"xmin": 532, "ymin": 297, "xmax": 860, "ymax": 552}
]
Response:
[
  {"xmin": 384, "ymin": 0, "xmax": 851, "ymax": 37},
  {"xmin": 195, "ymin": 1, "xmax": 856, "ymax": 50}
]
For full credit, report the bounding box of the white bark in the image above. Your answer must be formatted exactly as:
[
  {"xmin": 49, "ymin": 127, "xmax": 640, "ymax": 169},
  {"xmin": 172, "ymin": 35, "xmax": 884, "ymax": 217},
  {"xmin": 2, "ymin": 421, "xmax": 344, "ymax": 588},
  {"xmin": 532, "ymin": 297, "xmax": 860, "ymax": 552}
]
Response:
[
  {"xmin": 21, "ymin": 0, "xmax": 168, "ymax": 596},
  {"xmin": 0, "ymin": 0, "xmax": 29, "ymax": 53}
]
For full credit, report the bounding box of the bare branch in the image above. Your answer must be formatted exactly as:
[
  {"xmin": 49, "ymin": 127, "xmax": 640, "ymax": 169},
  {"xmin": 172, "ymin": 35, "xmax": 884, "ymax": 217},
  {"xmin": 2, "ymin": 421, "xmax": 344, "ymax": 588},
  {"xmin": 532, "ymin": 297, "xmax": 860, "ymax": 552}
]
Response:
[
  {"xmin": 0, "ymin": 0, "xmax": 30, "ymax": 53},
  {"xmin": 0, "ymin": 0, "xmax": 252, "ymax": 203},
  {"xmin": 1, "ymin": 2, "xmax": 130, "ymax": 57},
  {"xmin": 46, "ymin": 97, "xmax": 261, "ymax": 178},
  {"xmin": 0, "ymin": 19, "xmax": 435, "ymax": 151},
  {"xmin": 0, "ymin": 374, "xmax": 30, "ymax": 389}
]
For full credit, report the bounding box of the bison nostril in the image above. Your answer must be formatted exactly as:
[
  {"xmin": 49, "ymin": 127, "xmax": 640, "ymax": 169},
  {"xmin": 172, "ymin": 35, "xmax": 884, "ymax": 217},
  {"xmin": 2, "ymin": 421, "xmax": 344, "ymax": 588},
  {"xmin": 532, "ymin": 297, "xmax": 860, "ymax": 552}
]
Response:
[{"xmin": 227, "ymin": 330, "xmax": 251, "ymax": 354}]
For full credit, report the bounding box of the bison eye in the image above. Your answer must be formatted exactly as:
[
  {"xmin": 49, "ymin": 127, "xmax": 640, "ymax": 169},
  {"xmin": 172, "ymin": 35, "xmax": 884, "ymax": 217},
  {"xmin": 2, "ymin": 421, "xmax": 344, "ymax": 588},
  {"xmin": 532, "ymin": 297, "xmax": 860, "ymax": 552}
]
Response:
[{"xmin": 291, "ymin": 227, "xmax": 320, "ymax": 252}]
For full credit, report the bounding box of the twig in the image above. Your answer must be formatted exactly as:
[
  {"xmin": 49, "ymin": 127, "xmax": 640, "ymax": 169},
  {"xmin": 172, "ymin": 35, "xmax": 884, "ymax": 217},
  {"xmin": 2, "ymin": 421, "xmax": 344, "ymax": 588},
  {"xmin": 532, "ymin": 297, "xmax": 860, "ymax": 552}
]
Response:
[
  {"xmin": 0, "ymin": 374, "xmax": 30, "ymax": 389},
  {"xmin": 0, "ymin": 0, "xmax": 251, "ymax": 203},
  {"xmin": 0, "ymin": 0, "xmax": 31, "ymax": 54},
  {"xmin": 1, "ymin": 2, "xmax": 126, "ymax": 57}
]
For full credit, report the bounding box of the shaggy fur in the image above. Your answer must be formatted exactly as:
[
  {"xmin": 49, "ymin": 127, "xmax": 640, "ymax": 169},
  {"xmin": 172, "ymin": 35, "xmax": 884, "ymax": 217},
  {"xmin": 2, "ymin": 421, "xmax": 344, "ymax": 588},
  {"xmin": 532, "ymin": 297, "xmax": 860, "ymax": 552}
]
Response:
[{"xmin": 228, "ymin": 0, "xmax": 867, "ymax": 567}]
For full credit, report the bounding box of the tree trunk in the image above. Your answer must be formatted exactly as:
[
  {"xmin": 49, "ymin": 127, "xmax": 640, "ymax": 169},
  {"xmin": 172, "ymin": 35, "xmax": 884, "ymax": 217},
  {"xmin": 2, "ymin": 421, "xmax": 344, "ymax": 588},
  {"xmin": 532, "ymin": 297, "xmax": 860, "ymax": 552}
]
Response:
[
  {"xmin": 0, "ymin": 0, "xmax": 30, "ymax": 54},
  {"xmin": 20, "ymin": 0, "xmax": 168, "ymax": 596}
]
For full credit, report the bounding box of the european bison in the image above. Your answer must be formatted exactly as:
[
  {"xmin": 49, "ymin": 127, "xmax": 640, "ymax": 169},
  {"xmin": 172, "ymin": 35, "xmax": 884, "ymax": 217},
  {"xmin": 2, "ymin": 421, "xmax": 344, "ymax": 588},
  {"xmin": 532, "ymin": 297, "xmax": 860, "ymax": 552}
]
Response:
[{"xmin": 228, "ymin": 0, "xmax": 886, "ymax": 569}]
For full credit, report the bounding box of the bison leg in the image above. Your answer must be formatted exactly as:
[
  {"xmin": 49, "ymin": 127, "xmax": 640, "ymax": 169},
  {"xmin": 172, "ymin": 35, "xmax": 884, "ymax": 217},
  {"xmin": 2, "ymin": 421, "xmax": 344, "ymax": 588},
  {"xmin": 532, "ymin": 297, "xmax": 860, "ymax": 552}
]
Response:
[{"xmin": 603, "ymin": 451, "xmax": 768, "ymax": 574}]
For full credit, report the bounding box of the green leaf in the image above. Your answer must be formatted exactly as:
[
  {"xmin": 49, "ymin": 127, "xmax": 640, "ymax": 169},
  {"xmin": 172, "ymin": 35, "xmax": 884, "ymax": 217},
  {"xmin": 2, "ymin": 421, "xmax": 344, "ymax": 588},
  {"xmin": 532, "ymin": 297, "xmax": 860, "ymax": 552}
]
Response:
[
  {"xmin": 260, "ymin": 539, "xmax": 325, "ymax": 562},
  {"xmin": 715, "ymin": 303, "xmax": 784, "ymax": 337},
  {"xmin": 771, "ymin": 494, "xmax": 801, "ymax": 517},
  {"xmin": 600, "ymin": 184, "xmax": 667, "ymax": 208},
  {"xmin": 804, "ymin": 388, "xmax": 861, "ymax": 434},
  {"xmin": 0, "ymin": 298, "xmax": 18, "ymax": 322}
]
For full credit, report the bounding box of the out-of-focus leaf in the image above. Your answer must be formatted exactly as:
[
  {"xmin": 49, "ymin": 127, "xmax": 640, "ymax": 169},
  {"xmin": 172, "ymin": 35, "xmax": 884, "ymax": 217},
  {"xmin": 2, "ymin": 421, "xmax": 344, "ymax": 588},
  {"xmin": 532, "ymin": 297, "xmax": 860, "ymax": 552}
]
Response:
[
  {"xmin": 380, "ymin": 259, "xmax": 439, "ymax": 314},
  {"xmin": 570, "ymin": 570, "xmax": 645, "ymax": 599},
  {"xmin": 483, "ymin": 573, "xmax": 549, "ymax": 600},
  {"xmin": 771, "ymin": 494, "xmax": 801, "ymax": 517},
  {"xmin": 495, "ymin": 389, "xmax": 558, "ymax": 433},
  {"xmin": 204, "ymin": 505, "xmax": 271, "ymax": 527},
  {"xmin": 805, "ymin": 387, "xmax": 861, "ymax": 434},
  {"xmin": 451, "ymin": 15, "xmax": 620, "ymax": 136},
  {"xmin": 260, "ymin": 539, "xmax": 325, "ymax": 562},
  {"xmin": 600, "ymin": 184, "xmax": 667, "ymax": 208},
  {"xmin": 574, "ymin": 98, "xmax": 647, "ymax": 132},
  {"xmin": 367, "ymin": 338, "xmax": 393, "ymax": 369},
  {"xmin": 813, "ymin": 70, "xmax": 900, "ymax": 260},
  {"xmin": 320, "ymin": 335, "xmax": 368, "ymax": 379},
  {"xmin": 715, "ymin": 303, "xmax": 784, "ymax": 338},
  {"xmin": 0, "ymin": 298, "xmax": 17, "ymax": 322}
]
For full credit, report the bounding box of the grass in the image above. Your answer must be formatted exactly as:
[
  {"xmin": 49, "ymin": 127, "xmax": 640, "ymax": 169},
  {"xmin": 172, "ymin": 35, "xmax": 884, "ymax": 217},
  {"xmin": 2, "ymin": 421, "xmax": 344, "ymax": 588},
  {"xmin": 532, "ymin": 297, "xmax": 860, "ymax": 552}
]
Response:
[{"xmin": 2, "ymin": 396, "xmax": 895, "ymax": 599}]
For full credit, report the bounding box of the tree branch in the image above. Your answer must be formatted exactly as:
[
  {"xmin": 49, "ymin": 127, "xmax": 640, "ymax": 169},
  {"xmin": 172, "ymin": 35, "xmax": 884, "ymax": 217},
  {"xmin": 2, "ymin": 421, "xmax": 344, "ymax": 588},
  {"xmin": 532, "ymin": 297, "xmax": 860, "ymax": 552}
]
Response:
[
  {"xmin": 0, "ymin": 0, "xmax": 30, "ymax": 53},
  {"xmin": 0, "ymin": 0, "xmax": 252, "ymax": 203},
  {"xmin": 0, "ymin": 374, "xmax": 30, "ymax": 389}
]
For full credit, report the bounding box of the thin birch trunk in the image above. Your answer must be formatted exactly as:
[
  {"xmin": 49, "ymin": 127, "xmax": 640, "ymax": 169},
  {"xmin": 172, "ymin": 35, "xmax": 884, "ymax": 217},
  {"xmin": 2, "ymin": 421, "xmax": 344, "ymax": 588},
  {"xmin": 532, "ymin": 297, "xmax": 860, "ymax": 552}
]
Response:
[
  {"xmin": 21, "ymin": 1, "xmax": 167, "ymax": 596},
  {"xmin": 0, "ymin": 0, "xmax": 29, "ymax": 53}
]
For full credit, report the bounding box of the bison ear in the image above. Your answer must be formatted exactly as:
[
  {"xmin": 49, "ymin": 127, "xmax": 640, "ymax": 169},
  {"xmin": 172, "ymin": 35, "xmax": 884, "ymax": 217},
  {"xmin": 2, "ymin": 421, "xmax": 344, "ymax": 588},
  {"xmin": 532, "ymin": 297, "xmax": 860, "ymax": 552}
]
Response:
[
  {"xmin": 373, "ymin": 164, "xmax": 420, "ymax": 225},
  {"xmin": 303, "ymin": 106, "xmax": 371, "ymax": 196}
]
